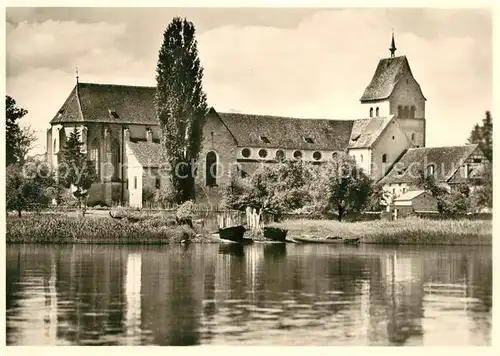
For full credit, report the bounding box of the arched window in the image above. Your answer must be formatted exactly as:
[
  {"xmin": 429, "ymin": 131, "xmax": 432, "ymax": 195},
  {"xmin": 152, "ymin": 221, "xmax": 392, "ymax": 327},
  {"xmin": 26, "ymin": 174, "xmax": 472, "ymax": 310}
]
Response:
[
  {"xmin": 427, "ymin": 164, "xmax": 435, "ymax": 177},
  {"xmin": 360, "ymin": 154, "xmax": 364, "ymax": 163},
  {"xmin": 206, "ymin": 151, "xmax": 217, "ymax": 186},
  {"xmin": 403, "ymin": 106, "xmax": 409, "ymax": 118},
  {"xmin": 369, "ymin": 107, "xmax": 373, "ymax": 118},
  {"xmin": 382, "ymin": 154, "xmax": 387, "ymax": 163},
  {"xmin": 375, "ymin": 107, "xmax": 379, "ymax": 117},
  {"xmin": 398, "ymin": 105, "xmax": 403, "ymax": 118},
  {"xmin": 111, "ymin": 138, "xmax": 120, "ymax": 181},
  {"xmin": 89, "ymin": 138, "xmax": 100, "ymax": 178},
  {"xmin": 332, "ymin": 152, "xmax": 338, "ymax": 160},
  {"xmin": 411, "ymin": 133, "xmax": 416, "ymax": 141},
  {"xmin": 53, "ymin": 139, "xmax": 57, "ymax": 153},
  {"xmin": 410, "ymin": 106, "xmax": 416, "ymax": 119}
]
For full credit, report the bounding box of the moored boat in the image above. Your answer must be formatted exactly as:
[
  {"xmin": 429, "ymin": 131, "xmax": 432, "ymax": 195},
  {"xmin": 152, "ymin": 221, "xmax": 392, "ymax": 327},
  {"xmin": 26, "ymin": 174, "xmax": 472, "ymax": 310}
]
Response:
[
  {"xmin": 263, "ymin": 227, "xmax": 288, "ymax": 242},
  {"xmin": 218, "ymin": 225, "xmax": 252, "ymax": 243},
  {"xmin": 292, "ymin": 236, "xmax": 361, "ymax": 244}
]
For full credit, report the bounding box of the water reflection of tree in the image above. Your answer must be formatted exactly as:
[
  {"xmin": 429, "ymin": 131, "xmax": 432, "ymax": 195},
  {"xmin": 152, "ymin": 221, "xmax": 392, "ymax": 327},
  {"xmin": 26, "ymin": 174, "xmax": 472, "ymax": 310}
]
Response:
[
  {"xmin": 140, "ymin": 246, "xmax": 202, "ymax": 346},
  {"xmin": 6, "ymin": 246, "xmax": 22, "ymax": 344}
]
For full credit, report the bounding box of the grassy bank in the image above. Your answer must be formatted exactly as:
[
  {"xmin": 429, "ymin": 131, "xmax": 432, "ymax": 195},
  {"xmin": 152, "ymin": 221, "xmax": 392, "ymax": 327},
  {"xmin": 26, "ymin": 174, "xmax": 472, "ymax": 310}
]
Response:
[
  {"xmin": 272, "ymin": 217, "xmax": 492, "ymax": 246},
  {"xmin": 6, "ymin": 214, "xmax": 218, "ymax": 244}
]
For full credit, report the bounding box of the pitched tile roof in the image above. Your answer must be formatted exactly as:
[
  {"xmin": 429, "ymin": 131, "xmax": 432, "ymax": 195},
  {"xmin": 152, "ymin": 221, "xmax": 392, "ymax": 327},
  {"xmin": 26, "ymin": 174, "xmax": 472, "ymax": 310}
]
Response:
[
  {"xmin": 380, "ymin": 144, "xmax": 478, "ymax": 185},
  {"xmin": 394, "ymin": 190, "xmax": 426, "ymax": 201},
  {"xmin": 215, "ymin": 111, "xmax": 354, "ymax": 150},
  {"xmin": 127, "ymin": 141, "xmax": 166, "ymax": 168},
  {"xmin": 349, "ymin": 116, "xmax": 393, "ymax": 148},
  {"xmin": 50, "ymin": 86, "xmax": 84, "ymax": 124},
  {"xmin": 50, "ymin": 82, "xmax": 158, "ymax": 125},
  {"xmin": 360, "ymin": 56, "xmax": 426, "ymax": 102}
]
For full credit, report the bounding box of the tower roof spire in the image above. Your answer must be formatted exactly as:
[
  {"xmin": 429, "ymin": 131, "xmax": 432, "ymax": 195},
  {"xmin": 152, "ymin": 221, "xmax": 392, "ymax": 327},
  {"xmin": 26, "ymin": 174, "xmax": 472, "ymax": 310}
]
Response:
[
  {"xmin": 76, "ymin": 65, "xmax": 79, "ymax": 83},
  {"xmin": 390, "ymin": 30, "xmax": 397, "ymax": 58}
]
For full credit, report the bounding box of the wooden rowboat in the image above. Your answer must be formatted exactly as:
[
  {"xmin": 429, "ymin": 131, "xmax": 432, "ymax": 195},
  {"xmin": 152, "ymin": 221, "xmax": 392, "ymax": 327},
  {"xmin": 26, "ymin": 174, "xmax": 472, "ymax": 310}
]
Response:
[
  {"xmin": 292, "ymin": 236, "xmax": 361, "ymax": 244},
  {"xmin": 218, "ymin": 225, "xmax": 254, "ymax": 244},
  {"xmin": 263, "ymin": 227, "xmax": 288, "ymax": 242}
]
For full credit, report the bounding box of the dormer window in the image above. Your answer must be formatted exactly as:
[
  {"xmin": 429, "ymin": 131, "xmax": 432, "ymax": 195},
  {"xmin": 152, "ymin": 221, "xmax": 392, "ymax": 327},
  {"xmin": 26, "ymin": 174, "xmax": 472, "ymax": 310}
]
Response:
[
  {"xmin": 109, "ymin": 110, "xmax": 119, "ymax": 119},
  {"xmin": 57, "ymin": 109, "xmax": 65, "ymax": 118},
  {"xmin": 303, "ymin": 137, "xmax": 314, "ymax": 144},
  {"xmin": 397, "ymin": 167, "xmax": 406, "ymax": 176},
  {"xmin": 259, "ymin": 136, "xmax": 270, "ymax": 144},
  {"xmin": 351, "ymin": 134, "xmax": 361, "ymax": 142}
]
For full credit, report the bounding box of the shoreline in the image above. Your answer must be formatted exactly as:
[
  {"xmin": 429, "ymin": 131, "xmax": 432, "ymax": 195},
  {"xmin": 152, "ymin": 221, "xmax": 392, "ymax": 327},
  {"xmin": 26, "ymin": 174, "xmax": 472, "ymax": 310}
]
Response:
[{"xmin": 6, "ymin": 213, "xmax": 492, "ymax": 246}]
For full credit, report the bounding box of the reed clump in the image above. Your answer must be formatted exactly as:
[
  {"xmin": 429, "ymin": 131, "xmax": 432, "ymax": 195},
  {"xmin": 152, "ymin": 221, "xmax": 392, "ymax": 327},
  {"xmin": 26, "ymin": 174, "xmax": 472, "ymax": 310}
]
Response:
[
  {"xmin": 6, "ymin": 214, "xmax": 218, "ymax": 244},
  {"xmin": 273, "ymin": 217, "xmax": 492, "ymax": 245}
]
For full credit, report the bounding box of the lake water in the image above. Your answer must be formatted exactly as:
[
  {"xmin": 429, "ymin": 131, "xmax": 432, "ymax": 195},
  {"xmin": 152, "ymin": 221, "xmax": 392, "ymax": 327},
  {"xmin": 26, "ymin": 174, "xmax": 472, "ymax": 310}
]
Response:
[{"xmin": 6, "ymin": 243, "xmax": 491, "ymax": 346}]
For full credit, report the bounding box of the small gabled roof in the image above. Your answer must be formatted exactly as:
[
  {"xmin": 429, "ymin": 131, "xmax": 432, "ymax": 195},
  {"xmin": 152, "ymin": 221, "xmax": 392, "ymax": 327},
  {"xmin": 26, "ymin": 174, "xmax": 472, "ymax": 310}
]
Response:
[
  {"xmin": 380, "ymin": 144, "xmax": 479, "ymax": 185},
  {"xmin": 349, "ymin": 116, "xmax": 393, "ymax": 149},
  {"xmin": 360, "ymin": 56, "xmax": 426, "ymax": 102},
  {"xmin": 215, "ymin": 111, "xmax": 354, "ymax": 151},
  {"xmin": 394, "ymin": 190, "xmax": 427, "ymax": 201},
  {"xmin": 127, "ymin": 141, "xmax": 165, "ymax": 168},
  {"xmin": 50, "ymin": 82, "xmax": 158, "ymax": 125}
]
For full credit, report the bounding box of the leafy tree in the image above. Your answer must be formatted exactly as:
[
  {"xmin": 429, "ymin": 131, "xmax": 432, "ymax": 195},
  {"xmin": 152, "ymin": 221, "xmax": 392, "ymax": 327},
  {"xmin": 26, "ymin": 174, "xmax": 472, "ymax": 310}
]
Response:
[
  {"xmin": 312, "ymin": 156, "xmax": 375, "ymax": 221},
  {"xmin": 6, "ymin": 159, "xmax": 54, "ymax": 217},
  {"xmin": 222, "ymin": 173, "xmax": 252, "ymax": 210},
  {"xmin": 415, "ymin": 169, "xmax": 449, "ymax": 197},
  {"xmin": 6, "ymin": 95, "xmax": 33, "ymax": 165},
  {"xmin": 469, "ymin": 165, "xmax": 493, "ymax": 212},
  {"xmin": 154, "ymin": 183, "xmax": 177, "ymax": 208},
  {"xmin": 155, "ymin": 17, "xmax": 208, "ymax": 204},
  {"xmin": 438, "ymin": 190, "xmax": 469, "ymax": 216},
  {"xmin": 58, "ymin": 127, "xmax": 97, "ymax": 215}
]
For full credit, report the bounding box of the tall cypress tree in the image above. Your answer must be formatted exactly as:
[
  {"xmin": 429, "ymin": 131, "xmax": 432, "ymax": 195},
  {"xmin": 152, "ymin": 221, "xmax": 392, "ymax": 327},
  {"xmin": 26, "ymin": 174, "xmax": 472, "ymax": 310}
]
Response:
[
  {"xmin": 481, "ymin": 111, "xmax": 492, "ymax": 162},
  {"xmin": 155, "ymin": 17, "xmax": 208, "ymax": 204},
  {"xmin": 467, "ymin": 111, "xmax": 493, "ymax": 163}
]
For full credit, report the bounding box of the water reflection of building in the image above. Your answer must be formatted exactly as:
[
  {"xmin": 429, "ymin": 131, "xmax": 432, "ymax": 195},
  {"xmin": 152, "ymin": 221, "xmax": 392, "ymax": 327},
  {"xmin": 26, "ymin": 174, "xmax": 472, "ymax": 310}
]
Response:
[
  {"xmin": 245, "ymin": 246, "xmax": 264, "ymax": 299},
  {"xmin": 45, "ymin": 254, "xmax": 58, "ymax": 343},
  {"xmin": 380, "ymin": 251, "xmax": 425, "ymax": 345},
  {"xmin": 125, "ymin": 253, "xmax": 142, "ymax": 345},
  {"xmin": 420, "ymin": 251, "xmax": 491, "ymax": 346}
]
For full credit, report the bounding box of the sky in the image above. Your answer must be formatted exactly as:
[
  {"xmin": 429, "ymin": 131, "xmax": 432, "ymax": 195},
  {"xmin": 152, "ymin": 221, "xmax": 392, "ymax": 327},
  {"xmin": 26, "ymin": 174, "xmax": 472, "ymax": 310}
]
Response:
[{"xmin": 5, "ymin": 7, "xmax": 492, "ymax": 154}]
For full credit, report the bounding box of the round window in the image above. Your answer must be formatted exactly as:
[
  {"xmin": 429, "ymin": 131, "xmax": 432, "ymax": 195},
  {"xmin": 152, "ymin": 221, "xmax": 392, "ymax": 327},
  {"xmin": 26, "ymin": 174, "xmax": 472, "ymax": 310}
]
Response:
[
  {"xmin": 241, "ymin": 148, "xmax": 251, "ymax": 158},
  {"xmin": 332, "ymin": 152, "xmax": 338, "ymax": 160},
  {"xmin": 258, "ymin": 149, "xmax": 268, "ymax": 158},
  {"xmin": 275, "ymin": 149, "xmax": 285, "ymax": 161},
  {"xmin": 313, "ymin": 151, "xmax": 322, "ymax": 160},
  {"xmin": 293, "ymin": 150, "xmax": 302, "ymax": 159}
]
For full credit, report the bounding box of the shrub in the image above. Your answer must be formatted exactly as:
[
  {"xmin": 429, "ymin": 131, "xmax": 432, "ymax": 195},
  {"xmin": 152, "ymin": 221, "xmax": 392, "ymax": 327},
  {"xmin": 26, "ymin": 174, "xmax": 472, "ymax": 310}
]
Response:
[{"xmin": 176, "ymin": 200, "xmax": 195, "ymax": 226}]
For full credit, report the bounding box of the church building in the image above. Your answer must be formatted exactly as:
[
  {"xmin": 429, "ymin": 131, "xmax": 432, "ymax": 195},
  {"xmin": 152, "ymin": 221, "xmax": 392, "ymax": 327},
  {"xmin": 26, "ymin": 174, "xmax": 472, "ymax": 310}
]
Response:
[{"xmin": 46, "ymin": 35, "xmax": 489, "ymax": 208}]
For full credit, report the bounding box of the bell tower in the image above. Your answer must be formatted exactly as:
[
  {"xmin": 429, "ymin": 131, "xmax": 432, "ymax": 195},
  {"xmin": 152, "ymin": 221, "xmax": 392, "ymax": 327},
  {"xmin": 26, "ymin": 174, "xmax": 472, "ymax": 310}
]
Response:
[{"xmin": 360, "ymin": 33, "xmax": 427, "ymax": 147}]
